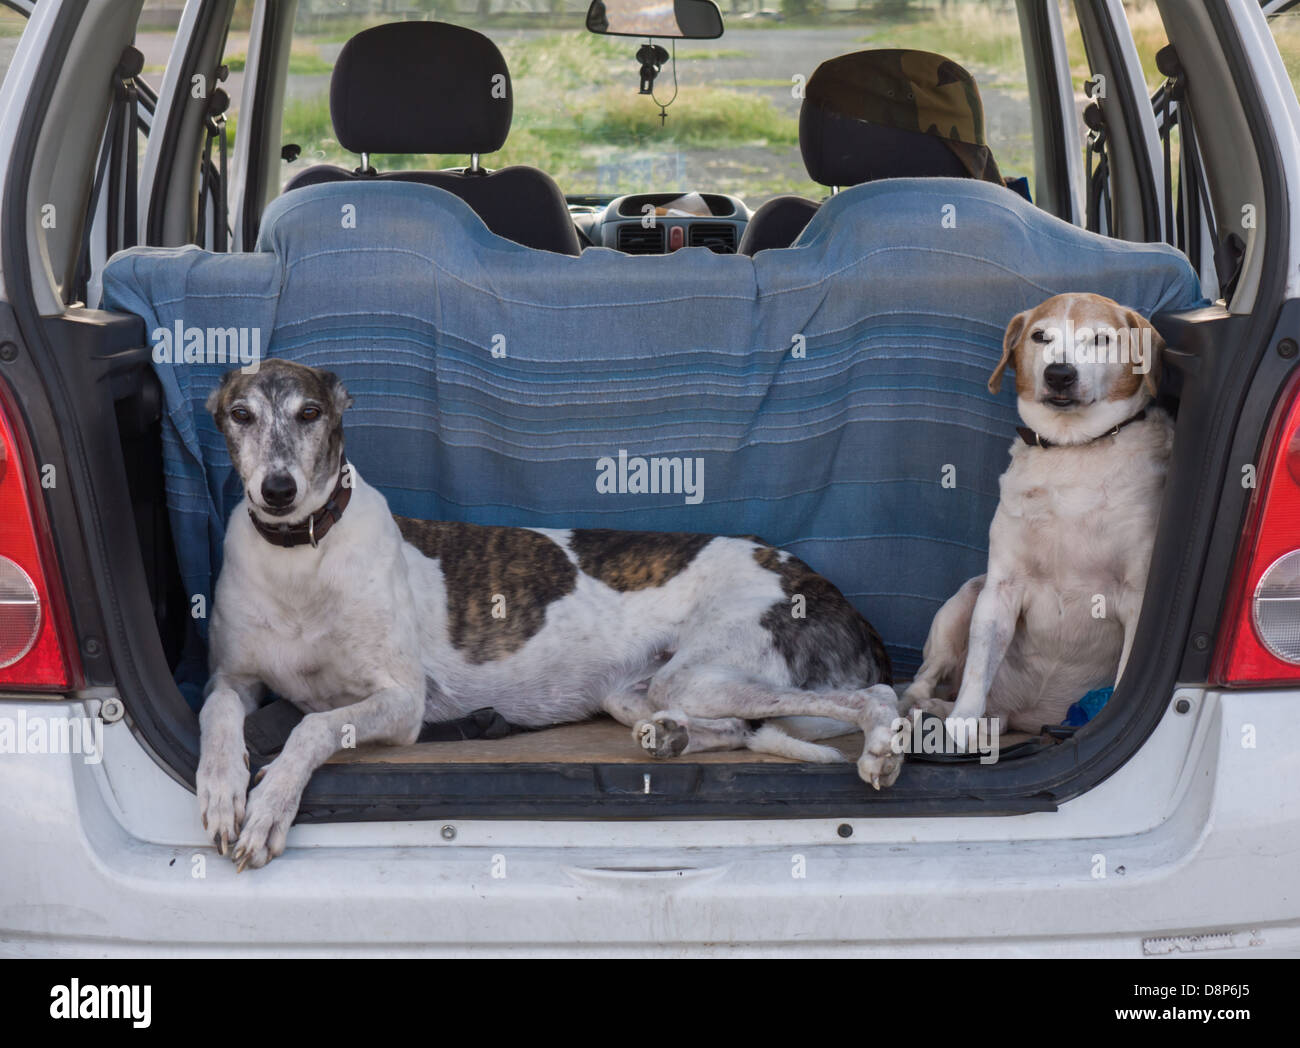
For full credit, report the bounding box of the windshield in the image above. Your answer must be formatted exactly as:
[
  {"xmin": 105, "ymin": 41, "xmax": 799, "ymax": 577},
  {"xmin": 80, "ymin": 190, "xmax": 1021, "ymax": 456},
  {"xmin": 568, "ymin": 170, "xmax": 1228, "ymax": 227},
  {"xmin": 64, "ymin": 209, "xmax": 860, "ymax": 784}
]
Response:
[{"xmin": 277, "ymin": 0, "xmax": 1037, "ymax": 206}]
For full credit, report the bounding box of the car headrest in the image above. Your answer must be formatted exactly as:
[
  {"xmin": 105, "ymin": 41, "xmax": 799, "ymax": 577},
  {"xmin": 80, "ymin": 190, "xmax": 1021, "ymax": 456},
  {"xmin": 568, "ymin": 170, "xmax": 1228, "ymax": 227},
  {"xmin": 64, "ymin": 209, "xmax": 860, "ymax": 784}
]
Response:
[
  {"xmin": 330, "ymin": 21, "xmax": 512, "ymax": 156},
  {"xmin": 800, "ymin": 48, "xmax": 1003, "ymax": 188}
]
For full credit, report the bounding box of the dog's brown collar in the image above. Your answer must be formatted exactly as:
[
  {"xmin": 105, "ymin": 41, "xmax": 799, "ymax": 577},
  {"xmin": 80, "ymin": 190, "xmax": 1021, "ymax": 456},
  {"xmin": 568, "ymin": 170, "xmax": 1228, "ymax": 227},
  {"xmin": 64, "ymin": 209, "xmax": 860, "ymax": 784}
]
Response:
[
  {"xmin": 1016, "ymin": 409, "xmax": 1147, "ymax": 450},
  {"xmin": 247, "ymin": 454, "xmax": 352, "ymax": 549}
]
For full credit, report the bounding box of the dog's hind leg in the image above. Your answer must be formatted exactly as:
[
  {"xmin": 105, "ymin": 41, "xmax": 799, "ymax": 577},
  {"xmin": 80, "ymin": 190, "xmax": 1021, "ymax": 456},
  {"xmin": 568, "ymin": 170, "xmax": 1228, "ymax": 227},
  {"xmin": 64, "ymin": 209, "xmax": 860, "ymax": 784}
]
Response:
[
  {"xmin": 645, "ymin": 666, "xmax": 903, "ymax": 788},
  {"xmin": 602, "ymin": 690, "xmax": 753, "ymax": 758},
  {"xmin": 741, "ymin": 714, "xmax": 868, "ymax": 762},
  {"xmin": 902, "ymin": 575, "xmax": 983, "ymax": 714},
  {"xmin": 944, "ymin": 573, "xmax": 1025, "ymax": 751},
  {"xmin": 744, "ymin": 723, "xmax": 849, "ymax": 763},
  {"xmin": 635, "ymin": 710, "xmax": 759, "ymax": 758},
  {"xmin": 1114, "ymin": 584, "xmax": 1145, "ymax": 688},
  {"xmin": 233, "ymin": 684, "xmax": 421, "ymax": 871},
  {"xmin": 631, "ymin": 707, "xmax": 846, "ymax": 762}
]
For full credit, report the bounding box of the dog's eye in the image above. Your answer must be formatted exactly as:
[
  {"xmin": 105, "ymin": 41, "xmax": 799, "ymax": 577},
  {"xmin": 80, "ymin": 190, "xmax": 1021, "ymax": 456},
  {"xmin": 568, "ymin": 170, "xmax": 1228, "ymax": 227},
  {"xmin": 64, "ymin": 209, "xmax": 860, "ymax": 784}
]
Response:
[
  {"xmin": 1030, "ymin": 329, "xmax": 1050, "ymax": 344},
  {"xmin": 299, "ymin": 406, "xmax": 321, "ymax": 422},
  {"xmin": 230, "ymin": 407, "xmax": 252, "ymax": 424}
]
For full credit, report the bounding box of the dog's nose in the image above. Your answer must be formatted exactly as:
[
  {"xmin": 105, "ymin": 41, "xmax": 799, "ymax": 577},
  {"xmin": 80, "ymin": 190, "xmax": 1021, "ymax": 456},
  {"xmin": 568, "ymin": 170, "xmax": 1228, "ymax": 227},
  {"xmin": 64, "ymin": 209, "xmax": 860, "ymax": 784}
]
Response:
[
  {"xmin": 1043, "ymin": 363, "xmax": 1077, "ymax": 392},
  {"xmin": 260, "ymin": 473, "xmax": 297, "ymax": 508}
]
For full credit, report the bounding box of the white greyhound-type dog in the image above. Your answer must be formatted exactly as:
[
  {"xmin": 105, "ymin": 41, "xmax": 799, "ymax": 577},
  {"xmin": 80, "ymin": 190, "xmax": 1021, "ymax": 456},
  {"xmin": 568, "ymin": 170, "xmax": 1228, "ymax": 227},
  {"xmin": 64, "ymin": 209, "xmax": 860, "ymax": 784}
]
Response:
[
  {"xmin": 196, "ymin": 360, "xmax": 901, "ymax": 869},
  {"xmin": 902, "ymin": 292, "xmax": 1173, "ymax": 746}
]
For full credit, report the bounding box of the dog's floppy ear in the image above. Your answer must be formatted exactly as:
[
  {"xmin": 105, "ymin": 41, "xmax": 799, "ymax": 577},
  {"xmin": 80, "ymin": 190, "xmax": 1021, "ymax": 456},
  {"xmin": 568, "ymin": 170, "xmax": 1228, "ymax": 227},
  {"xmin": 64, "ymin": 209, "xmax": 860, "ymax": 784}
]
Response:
[
  {"xmin": 1125, "ymin": 309, "xmax": 1165, "ymax": 399},
  {"xmin": 989, "ymin": 310, "xmax": 1029, "ymax": 394},
  {"xmin": 320, "ymin": 370, "xmax": 354, "ymax": 413},
  {"xmin": 205, "ymin": 369, "xmax": 241, "ymax": 431}
]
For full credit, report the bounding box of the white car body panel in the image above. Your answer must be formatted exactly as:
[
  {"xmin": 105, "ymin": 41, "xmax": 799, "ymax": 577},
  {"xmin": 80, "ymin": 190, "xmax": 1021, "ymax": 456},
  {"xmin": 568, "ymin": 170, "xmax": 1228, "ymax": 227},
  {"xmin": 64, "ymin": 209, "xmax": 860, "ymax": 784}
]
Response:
[
  {"xmin": 2, "ymin": 688, "xmax": 1298, "ymax": 956},
  {"xmin": 0, "ymin": 0, "xmax": 1298, "ymax": 957}
]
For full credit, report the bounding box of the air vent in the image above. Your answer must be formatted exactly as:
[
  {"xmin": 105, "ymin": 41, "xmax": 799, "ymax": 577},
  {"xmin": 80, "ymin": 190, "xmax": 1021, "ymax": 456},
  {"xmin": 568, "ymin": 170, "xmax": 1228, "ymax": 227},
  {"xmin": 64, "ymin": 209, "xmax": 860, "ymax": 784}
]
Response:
[
  {"xmin": 617, "ymin": 224, "xmax": 666, "ymax": 254},
  {"xmin": 688, "ymin": 223, "xmax": 737, "ymax": 253}
]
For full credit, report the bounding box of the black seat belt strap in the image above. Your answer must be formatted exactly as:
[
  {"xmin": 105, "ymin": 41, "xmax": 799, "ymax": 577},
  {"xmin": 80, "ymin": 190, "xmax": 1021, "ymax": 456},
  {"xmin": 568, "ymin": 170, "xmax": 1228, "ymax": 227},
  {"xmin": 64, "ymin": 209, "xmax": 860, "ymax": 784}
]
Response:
[
  {"xmin": 107, "ymin": 46, "xmax": 143, "ymax": 252},
  {"xmin": 1156, "ymin": 45, "xmax": 1243, "ymax": 296},
  {"xmin": 75, "ymin": 45, "xmax": 142, "ymax": 302},
  {"xmin": 1083, "ymin": 100, "xmax": 1110, "ymax": 235},
  {"xmin": 198, "ymin": 86, "xmax": 231, "ymax": 251}
]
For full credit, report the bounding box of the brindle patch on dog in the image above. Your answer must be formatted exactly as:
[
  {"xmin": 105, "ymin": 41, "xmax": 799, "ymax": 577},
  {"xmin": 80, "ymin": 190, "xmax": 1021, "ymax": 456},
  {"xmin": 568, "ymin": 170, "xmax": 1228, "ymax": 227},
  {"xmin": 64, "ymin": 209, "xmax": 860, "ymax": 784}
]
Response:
[
  {"xmin": 568, "ymin": 529, "xmax": 715, "ymax": 591},
  {"xmin": 395, "ymin": 517, "xmax": 577, "ymax": 663},
  {"xmin": 753, "ymin": 546, "xmax": 892, "ymax": 688}
]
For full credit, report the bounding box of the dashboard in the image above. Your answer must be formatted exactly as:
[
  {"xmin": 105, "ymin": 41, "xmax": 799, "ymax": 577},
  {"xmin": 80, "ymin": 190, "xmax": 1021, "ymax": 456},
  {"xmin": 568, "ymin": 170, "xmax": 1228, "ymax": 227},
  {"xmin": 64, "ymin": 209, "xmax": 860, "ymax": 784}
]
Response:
[{"xmin": 569, "ymin": 192, "xmax": 752, "ymax": 254}]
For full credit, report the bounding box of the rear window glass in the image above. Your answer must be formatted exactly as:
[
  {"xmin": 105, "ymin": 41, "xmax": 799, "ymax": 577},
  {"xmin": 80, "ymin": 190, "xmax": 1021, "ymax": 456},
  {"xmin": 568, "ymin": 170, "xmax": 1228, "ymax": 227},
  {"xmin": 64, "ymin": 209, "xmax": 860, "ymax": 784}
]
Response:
[
  {"xmin": 278, "ymin": 0, "xmax": 1038, "ymax": 207},
  {"xmin": 0, "ymin": 5, "xmax": 26, "ymax": 92},
  {"xmin": 1266, "ymin": 2, "xmax": 1300, "ymax": 97},
  {"xmin": 139, "ymin": 1, "xmax": 186, "ymax": 79},
  {"xmin": 1059, "ymin": 0, "xmax": 1174, "ymax": 221}
]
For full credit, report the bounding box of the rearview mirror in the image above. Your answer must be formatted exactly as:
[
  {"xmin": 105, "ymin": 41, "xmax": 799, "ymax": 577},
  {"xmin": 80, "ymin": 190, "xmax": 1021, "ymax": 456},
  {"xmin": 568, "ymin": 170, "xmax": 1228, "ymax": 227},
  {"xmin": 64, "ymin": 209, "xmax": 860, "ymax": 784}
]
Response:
[{"xmin": 586, "ymin": 0, "xmax": 724, "ymax": 40}]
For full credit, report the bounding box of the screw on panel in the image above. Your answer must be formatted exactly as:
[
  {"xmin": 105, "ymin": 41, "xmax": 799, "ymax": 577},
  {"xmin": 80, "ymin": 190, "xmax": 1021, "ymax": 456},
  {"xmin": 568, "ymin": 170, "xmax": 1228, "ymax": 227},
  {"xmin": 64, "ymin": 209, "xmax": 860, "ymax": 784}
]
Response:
[
  {"xmin": 440, "ymin": 825, "xmax": 456, "ymax": 841},
  {"xmin": 1174, "ymin": 698, "xmax": 1192, "ymax": 715},
  {"xmin": 0, "ymin": 342, "xmax": 17, "ymax": 362},
  {"xmin": 99, "ymin": 696, "xmax": 125, "ymax": 723},
  {"xmin": 837, "ymin": 823, "xmax": 853, "ymax": 838},
  {"xmin": 1278, "ymin": 338, "xmax": 1298, "ymax": 359}
]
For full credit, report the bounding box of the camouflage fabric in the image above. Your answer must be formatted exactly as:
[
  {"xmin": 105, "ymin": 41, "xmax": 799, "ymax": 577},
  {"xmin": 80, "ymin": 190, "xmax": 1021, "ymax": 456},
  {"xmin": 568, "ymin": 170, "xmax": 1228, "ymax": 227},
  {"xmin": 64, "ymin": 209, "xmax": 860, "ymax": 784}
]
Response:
[{"xmin": 806, "ymin": 49, "xmax": 1003, "ymax": 185}]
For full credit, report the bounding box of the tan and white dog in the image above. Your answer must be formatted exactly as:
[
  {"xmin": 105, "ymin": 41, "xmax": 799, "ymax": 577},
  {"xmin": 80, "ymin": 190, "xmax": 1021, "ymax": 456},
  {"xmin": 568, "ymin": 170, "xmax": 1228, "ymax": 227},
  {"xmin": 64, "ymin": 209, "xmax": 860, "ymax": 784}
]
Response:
[{"xmin": 902, "ymin": 292, "xmax": 1173, "ymax": 744}]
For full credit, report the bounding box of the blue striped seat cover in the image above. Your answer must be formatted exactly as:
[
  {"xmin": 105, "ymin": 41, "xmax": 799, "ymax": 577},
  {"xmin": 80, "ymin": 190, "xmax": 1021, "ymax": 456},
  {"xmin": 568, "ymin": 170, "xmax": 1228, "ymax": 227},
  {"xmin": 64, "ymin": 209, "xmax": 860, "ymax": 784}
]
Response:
[{"xmin": 101, "ymin": 177, "xmax": 1203, "ymax": 703}]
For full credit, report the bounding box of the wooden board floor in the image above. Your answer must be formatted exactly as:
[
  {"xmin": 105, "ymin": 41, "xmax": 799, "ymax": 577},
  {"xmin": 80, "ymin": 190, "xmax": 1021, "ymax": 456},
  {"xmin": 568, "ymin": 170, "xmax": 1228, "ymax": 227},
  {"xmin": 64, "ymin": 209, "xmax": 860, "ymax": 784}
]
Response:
[
  {"xmin": 327, "ymin": 715, "xmax": 863, "ymax": 765},
  {"xmin": 326, "ymin": 715, "xmax": 1040, "ymax": 766}
]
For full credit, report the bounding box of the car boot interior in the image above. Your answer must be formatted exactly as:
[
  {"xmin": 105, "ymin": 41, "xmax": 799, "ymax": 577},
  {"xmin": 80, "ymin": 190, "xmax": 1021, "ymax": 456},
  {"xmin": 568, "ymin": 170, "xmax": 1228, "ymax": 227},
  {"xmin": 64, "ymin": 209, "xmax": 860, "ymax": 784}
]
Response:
[{"xmin": 6, "ymin": 0, "xmax": 1292, "ymax": 823}]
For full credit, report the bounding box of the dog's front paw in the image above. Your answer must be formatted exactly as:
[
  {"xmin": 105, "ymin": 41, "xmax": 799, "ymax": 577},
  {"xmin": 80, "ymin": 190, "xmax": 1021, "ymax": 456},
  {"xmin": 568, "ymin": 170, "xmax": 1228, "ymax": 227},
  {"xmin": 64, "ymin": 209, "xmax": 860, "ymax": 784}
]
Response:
[
  {"xmin": 634, "ymin": 712, "xmax": 689, "ymax": 758},
  {"xmin": 232, "ymin": 767, "xmax": 302, "ymax": 872},
  {"xmin": 196, "ymin": 737, "xmax": 249, "ymax": 856},
  {"xmin": 944, "ymin": 714, "xmax": 983, "ymax": 753}
]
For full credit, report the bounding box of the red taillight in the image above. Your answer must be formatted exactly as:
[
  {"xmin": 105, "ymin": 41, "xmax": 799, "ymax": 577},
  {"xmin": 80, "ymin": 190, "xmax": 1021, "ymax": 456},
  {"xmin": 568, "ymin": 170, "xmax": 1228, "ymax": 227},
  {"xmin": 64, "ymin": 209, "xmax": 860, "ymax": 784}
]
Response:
[
  {"xmin": 1215, "ymin": 369, "xmax": 1300, "ymax": 686},
  {"xmin": 0, "ymin": 386, "xmax": 78, "ymax": 690}
]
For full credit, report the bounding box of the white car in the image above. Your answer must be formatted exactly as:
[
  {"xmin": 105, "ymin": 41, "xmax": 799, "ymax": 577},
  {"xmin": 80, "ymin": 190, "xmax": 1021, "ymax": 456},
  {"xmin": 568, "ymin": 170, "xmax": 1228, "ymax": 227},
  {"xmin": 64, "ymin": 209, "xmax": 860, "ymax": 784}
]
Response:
[{"xmin": 0, "ymin": 0, "xmax": 1297, "ymax": 958}]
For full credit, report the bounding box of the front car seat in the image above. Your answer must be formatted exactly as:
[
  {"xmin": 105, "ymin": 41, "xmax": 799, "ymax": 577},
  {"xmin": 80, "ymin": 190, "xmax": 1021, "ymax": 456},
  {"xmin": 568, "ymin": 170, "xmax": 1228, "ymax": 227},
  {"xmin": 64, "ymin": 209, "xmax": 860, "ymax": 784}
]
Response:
[
  {"xmin": 283, "ymin": 21, "xmax": 581, "ymax": 255},
  {"xmin": 740, "ymin": 48, "xmax": 1004, "ymax": 255}
]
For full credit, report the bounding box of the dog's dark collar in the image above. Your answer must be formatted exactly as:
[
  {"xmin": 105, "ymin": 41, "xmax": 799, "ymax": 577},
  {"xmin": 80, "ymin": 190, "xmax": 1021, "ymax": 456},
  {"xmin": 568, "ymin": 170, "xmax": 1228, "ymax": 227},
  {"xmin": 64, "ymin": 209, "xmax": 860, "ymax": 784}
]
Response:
[
  {"xmin": 1016, "ymin": 409, "xmax": 1147, "ymax": 450},
  {"xmin": 248, "ymin": 454, "xmax": 352, "ymax": 549}
]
